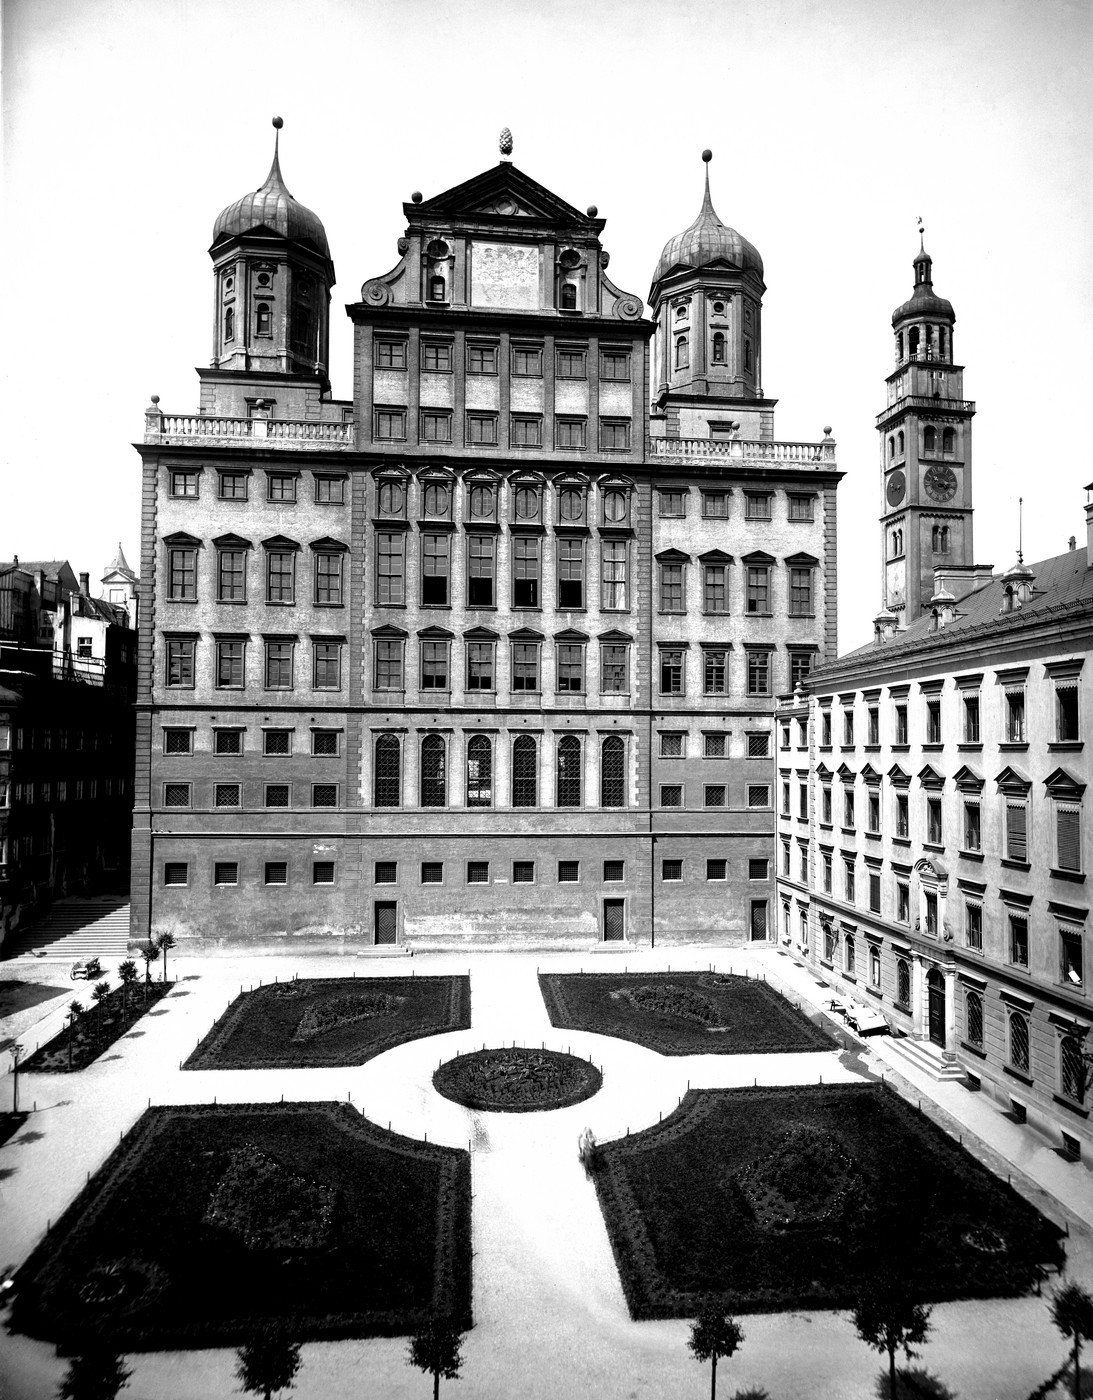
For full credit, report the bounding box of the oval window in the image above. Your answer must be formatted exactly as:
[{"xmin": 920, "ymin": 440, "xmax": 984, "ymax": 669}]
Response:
[
  {"xmin": 378, "ymin": 481, "xmax": 404, "ymax": 514},
  {"xmin": 470, "ymin": 484, "xmax": 493, "ymax": 518},
  {"xmin": 423, "ymin": 482, "xmax": 449, "ymax": 516},
  {"xmin": 426, "ymin": 239, "xmax": 450, "ymax": 259},
  {"xmin": 257, "ymin": 272, "xmax": 272, "ymax": 287},
  {"xmin": 603, "ymin": 490, "xmax": 626, "ymax": 523},
  {"xmin": 559, "ymin": 488, "xmax": 583, "ymax": 522},
  {"xmin": 514, "ymin": 486, "xmax": 538, "ymax": 520}
]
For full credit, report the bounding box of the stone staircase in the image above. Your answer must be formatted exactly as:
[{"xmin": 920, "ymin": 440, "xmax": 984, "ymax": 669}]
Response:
[
  {"xmin": 882, "ymin": 1034, "xmax": 967, "ymax": 1083},
  {"xmin": 6, "ymin": 897, "xmax": 131, "ymax": 961}
]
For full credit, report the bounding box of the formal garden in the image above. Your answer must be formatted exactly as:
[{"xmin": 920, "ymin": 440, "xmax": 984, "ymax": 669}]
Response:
[
  {"xmin": 433, "ymin": 1046, "xmax": 602, "ymax": 1112},
  {"xmin": 19, "ymin": 961, "xmax": 173, "ymax": 1074},
  {"xmin": 10, "ymin": 1101, "xmax": 472, "ymax": 1353},
  {"xmin": 539, "ymin": 971, "xmax": 835, "ymax": 1055},
  {"xmin": 183, "ymin": 975, "xmax": 471, "ymax": 1070},
  {"xmin": 586, "ymin": 1081, "xmax": 1066, "ymax": 1321}
]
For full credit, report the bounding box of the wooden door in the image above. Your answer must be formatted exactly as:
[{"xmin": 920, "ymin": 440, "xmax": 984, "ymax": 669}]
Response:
[
  {"xmin": 603, "ymin": 899, "xmax": 625, "ymax": 942},
  {"xmin": 374, "ymin": 901, "xmax": 397, "ymax": 945},
  {"xmin": 927, "ymin": 968, "xmax": 945, "ymax": 1046}
]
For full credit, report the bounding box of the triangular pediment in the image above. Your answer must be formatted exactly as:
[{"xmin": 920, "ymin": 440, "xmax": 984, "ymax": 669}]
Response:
[
  {"xmin": 953, "ymin": 765, "xmax": 985, "ymax": 792},
  {"xmin": 917, "ymin": 764, "xmax": 945, "ymax": 789},
  {"xmin": 411, "ymin": 163, "xmax": 600, "ymax": 231},
  {"xmin": 1044, "ymin": 766, "xmax": 1086, "ymax": 799}
]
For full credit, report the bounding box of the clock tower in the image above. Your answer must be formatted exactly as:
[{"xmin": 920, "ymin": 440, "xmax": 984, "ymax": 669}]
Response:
[{"xmin": 877, "ymin": 237, "xmax": 975, "ymax": 624}]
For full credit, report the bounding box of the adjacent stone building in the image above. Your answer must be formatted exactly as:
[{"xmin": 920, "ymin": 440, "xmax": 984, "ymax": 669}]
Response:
[{"xmin": 132, "ymin": 126, "xmax": 841, "ymax": 954}]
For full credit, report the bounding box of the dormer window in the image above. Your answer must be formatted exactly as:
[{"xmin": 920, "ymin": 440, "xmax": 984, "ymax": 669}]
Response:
[
  {"xmin": 256, "ymin": 303, "xmax": 272, "ymax": 337},
  {"xmin": 711, "ymin": 332, "xmax": 726, "ymax": 364}
]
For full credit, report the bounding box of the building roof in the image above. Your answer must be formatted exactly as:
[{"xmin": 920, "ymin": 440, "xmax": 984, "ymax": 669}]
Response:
[
  {"xmin": 652, "ymin": 155, "xmax": 763, "ymax": 288},
  {"xmin": 820, "ymin": 545, "xmax": 1093, "ymax": 679},
  {"xmin": 104, "ymin": 543, "xmax": 137, "ymax": 581},
  {"xmin": 0, "ymin": 560, "xmax": 69, "ymax": 579},
  {"xmin": 892, "ymin": 248, "xmax": 955, "ymax": 326},
  {"xmin": 212, "ymin": 122, "xmax": 330, "ymax": 259}
]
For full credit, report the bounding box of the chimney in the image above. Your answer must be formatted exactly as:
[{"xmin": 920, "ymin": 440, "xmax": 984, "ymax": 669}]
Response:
[
  {"xmin": 873, "ymin": 606, "xmax": 899, "ymax": 644},
  {"xmin": 1086, "ymin": 500, "xmax": 1093, "ymax": 569},
  {"xmin": 79, "ymin": 572, "xmax": 90, "ymax": 596},
  {"xmin": 929, "ymin": 586, "xmax": 956, "ymax": 629}
]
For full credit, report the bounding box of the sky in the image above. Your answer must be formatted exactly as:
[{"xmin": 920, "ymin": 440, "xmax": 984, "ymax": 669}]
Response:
[{"xmin": 2, "ymin": 0, "xmax": 1091, "ymax": 651}]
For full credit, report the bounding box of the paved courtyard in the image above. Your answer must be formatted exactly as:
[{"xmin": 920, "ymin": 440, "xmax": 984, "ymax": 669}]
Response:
[{"xmin": 2, "ymin": 943, "xmax": 1092, "ymax": 1399}]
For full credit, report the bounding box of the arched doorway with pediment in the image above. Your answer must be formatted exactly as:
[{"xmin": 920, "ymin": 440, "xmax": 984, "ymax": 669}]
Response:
[{"xmin": 926, "ymin": 966, "xmax": 946, "ymax": 1047}]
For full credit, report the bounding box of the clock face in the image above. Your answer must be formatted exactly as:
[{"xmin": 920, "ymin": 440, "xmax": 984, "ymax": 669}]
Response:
[
  {"xmin": 923, "ymin": 464, "xmax": 958, "ymax": 502},
  {"xmin": 886, "ymin": 470, "xmax": 906, "ymax": 507}
]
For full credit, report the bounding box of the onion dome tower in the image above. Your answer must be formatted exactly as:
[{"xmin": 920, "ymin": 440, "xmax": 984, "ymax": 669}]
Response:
[
  {"xmin": 209, "ymin": 118, "xmax": 335, "ymax": 388},
  {"xmin": 877, "ymin": 228, "xmax": 976, "ymax": 625},
  {"xmin": 648, "ymin": 151, "xmax": 771, "ymax": 438}
]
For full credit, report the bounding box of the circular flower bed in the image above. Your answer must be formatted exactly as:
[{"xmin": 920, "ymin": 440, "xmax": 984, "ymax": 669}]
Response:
[{"xmin": 433, "ymin": 1047, "xmax": 602, "ymax": 1113}]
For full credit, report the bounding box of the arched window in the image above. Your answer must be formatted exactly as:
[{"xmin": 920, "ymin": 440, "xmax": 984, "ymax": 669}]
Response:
[
  {"xmin": 420, "ymin": 734, "xmax": 446, "ymax": 808},
  {"xmin": 1061, "ymin": 1034, "xmax": 1086, "ymax": 1104},
  {"xmin": 374, "ymin": 734, "xmax": 401, "ymax": 807},
  {"xmin": 924, "ymin": 426, "xmax": 936, "ymax": 452},
  {"xmin": 940, "ymin": 526, "xmax": 950, "ymax": 553},
  {"xmin": 896, "ymin": 332, "xmax": 903, "ymax": 360},
  {"xmin": 942, "ymin": 427, "xmax": 955, "ymax": 454},
  {"xmin": 966, "ymin": 991, "xmax": 984, "ymax": 1049},
  {"xmin": 512, "ymin": 734, "xmax": 537, "ymax": 807},
  {"xmin": 559, "ymin": 282, "xmax": 577, "ymax": 310},
  {"xmin": 897, "ymin": 430, "xmax": 905, "ymax": 455},
  {"xmin": 925, "ymin": 325, "xmax": 934, "ymax": 356},
  {"xmin": 466, "ymin": 735, "xmax": 492, "ymax": 807},
  {"xmin": 896, "ymin": 957, "xmax": 911, "ymax": 1007},
  {"xmin": 429, "ymin": 275, "xmax": 446, "ymax": 302},
  {"xmin": 675, "ymin": 305, "xmax": 687, "ymax": 320},
  {"xmin": 744, "ymin": 339, "xmax": 752, "ymax": 370},
  {"xmin": 1009, "ymin": 1012, "xmax": 1030, "ymax": 1073},
  {"xmin": 601, "ymin": 735, "xmax": 626, "ymax": 808},
  {"xmin": 556, "ymin": 735, "xmax": 582, "ymax": 808},
  {"xmin": 895, "ymin": 529, "xmax": 903, "ymax": 554},
  {"xmin": 938, "ymin": 327, "xmax": 947, "ymax": 358},
  {"xmin": 888, "ymin": 437, "xmax": 895, "ymax": 462},
  {"xmin": 908, "ymin": 327, "xmax": 920, "ymax": 357},
  {"xmin": 674, "ymin": 335, "xmax": 689, "ymax": 370},
  {"xmin": 224, "ymin": 306, "xmax": 234, "ymax": 342},
  {"xmin": 256, "ymin": 302, "xmax": 272, "ymax": 336},
  {"xmin": 932, "ymin": 525, "xmax": 940, "ymax": 552},
  {"xmin": 711, "ymin": 332, "xmax": 726, "ymax": 364}
]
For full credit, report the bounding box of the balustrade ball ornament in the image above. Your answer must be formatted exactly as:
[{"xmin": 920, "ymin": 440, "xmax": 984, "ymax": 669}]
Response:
[
  {"xmin": 587, "ymin": 204, "xmax": 598, "ymax": 217},
  {"xmin": 272, "ymin": 116, "xmax": 283, "ymax": 130},
  {"xmin": 433, "ymin": 1046, "xmax": 601, "ymax": 1113},
  {"xmin": 411, "ymin": 191, "xmax": 423, "ymax": 204},
  {"xmin": 702, "ymin": 148, "xmax": 713, "ymax": 162}
]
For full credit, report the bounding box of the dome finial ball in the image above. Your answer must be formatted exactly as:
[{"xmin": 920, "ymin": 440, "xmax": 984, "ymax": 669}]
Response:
[
  {"xmin": 702, "ymin": 148, "xmax": 712, "ymax": 163},
  {"xmin": 272, "ymin": 116, "xmax": 283, "ymax": 130}
]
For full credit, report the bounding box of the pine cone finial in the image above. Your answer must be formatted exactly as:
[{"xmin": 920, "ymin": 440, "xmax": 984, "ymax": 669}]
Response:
[{"xmin": 499, "ymin": 127, "xmax": 513, "ymax": 157}]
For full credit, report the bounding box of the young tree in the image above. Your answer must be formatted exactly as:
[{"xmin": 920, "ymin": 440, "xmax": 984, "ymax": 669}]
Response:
[
  {"xmin": 67, "ymin": 1001, "xmax": 84, "ymax": 1071},
  {"xmin": 56, "ymin": 1347, "xmax": 132, "ymax": 1399},
  {"xmin": 407, "ymin": 1321, "xmax": 466, "ymax": 1400},
  {"xmin": 90, "ymin": 980, "xmax": 112, "ymax": 1039},
  {"xmin": 852, "ymin": 1274, "xmax": 932, "ymax": 1400},
  {"xmin": 117, "ymin": 960, "xmax": 138, "ymax": 1010},
  {"xmin": 234, "ymin": 1321, "xmax": 302, "ymax": 1400},
  {"xmin": 137, "ymin": 943, "xmax": 157, "ymax": 992},
  {"xmin": 153, "ymin": 931, "xmax": 176, "ymax": 983},
  {"xmin": 688, "ymin": 1304, "xmax": 744, "ymax": 1400},
  {"xmin": 1051, "ymin": 1282, "xmax": 1093, "ymax": 1400}
]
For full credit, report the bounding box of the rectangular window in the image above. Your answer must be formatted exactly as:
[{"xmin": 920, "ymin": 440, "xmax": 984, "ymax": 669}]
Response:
[
  {"xmin": 313, "ymin": 640, "xmax": 343, "ymax": 690},
  {"xmin": 1062, "ymin": 926, "xmax": 1084, "ymax": 986},
  {"xmin": 421, "ymin": 410, "xmax": 452, "ymax": 443},
  {"xmin": 926, "ymin": 698, "xmax": 942, "ymax": 744},
  {"xmin": 868, "ymin": 708, "xmax": 880, "ymax": 745},
  {"xmin": 265, "ymin": 784, "xmax": 289, "ymax": 808},
  {"xmin": 163, "ymin": 782, "xmax": 191, "ymax": 808},
  {"xmin": 512, "ymin": 537, "xmax": 541, "ymax": 608},
  {"xmin": 421, "ymin": 640, "xmax": 450, "ymax": 691},
  {"xmin": 264, "ymin": 730, "xmax": 291, "ymax": 755},
  {"xmin": 1057, "ymin": 804, "xmax": 1082, "ymax": 872},
  {"xmin": 467, "ymin": 413, "xmax": 498, "ymax": 445},
  {"xmin": 557, "ymin": 643, "xmax": 584, "ymax": 693},
  {"xmin": 513, "ymin": 861, "xmax": 535, "ymax": 883},
  {"xmin": 214, "ymin": 729, "xmax": 243, "ymax": 755},
  {"xmin": 927, "ymin": 796, "xmax": 943, "ymax": 844},
  {"xmin": 264, "ymin": 640, "xmax": 294, "ymax": 690},
  {"xmin": 822, "ymin": 852, "xmax": 833, "ymax": 894},
  {"xmin": 267, "ymin": 473, "xmax": 297, "ymax": 503},
  {"xmin": 1006, "ymin": 799, "xmax": 1029, "ymax": 862},
  {"xmin": 659, "ymin": 562, "xmax": 684, "ymax": 612},
  {"xmin": 219, "ymin": 471, "xmax": 248, "ymax": 500},
  {"xmin": 556, "ymin": 348, "xmax": 586, "ymax": 378},
  {"xmin": 555, "ymin": 417, "xmax": 586, "ymax": 449},
  {"xmin": 896, "ymin": 792, "xmax": 909, "ymax": 838},
  {"xmin": 557, "ymin": 538, "xmax": 584, "ymax": 610},
  {"xmin": 749, "ymin": 858, "xmax": 768, "ymax": 880},
  {"xmin": 215, "ymin": 640, "xmax": 245, "ymax": 689},
  {"xmin": 788, "ymin": 494, "xmax": 814, "ymax": 521},
  {"xmin": 375, "ymin": 338, "xmax": 407, "ymax": 369},
  {"xmin": 895, "ymin": 704, "xmax": 908, "ymax": 745},
  {"xmin": 312, "ymin": 730, "xmax": 339, "ymax": 756},
  {"xmin": 600, "ymin": 644, "xmax": 628, "ymax": 693},
  {"xmin": 1057, "ymin": 682, "xmax": 1080, "ymax": 741},
  {"xmin": 704, "ymin": 785, "xmax": 726, "ymax": 808},
  {"xmin": 790, "ymin": 653, "xmax": 813, "ymax": 690},
  {"xmin": 376, "ymin": 533, "xmax": 405, "ymax": 605},
  {"xmin": 421, "ymin": 341, "xmax": 452, "ymax": 372},
  {"xmin": 265, "ymin": 861, "xmax": 288, "ymax": 886},
  {"xmin": 703, "ymin": 646, "xmax": 728, "ymax": 691},
  {"xmin": 843, "ymin": 789, "xmax": 855, "ymax": 828},
  {"xmin": 843, "ymin": 712, "xmax": 854, "ymax": 746},
  {"xmin": 266, "ymin": 550, "xmax": 295, "ymax": 605},
  {"xmin": 601, "ymin": 540, "xmax": 628, "ymax": 610},
  {"xmin": 844, "ymin": 860, "xmax": 856, "ymax": 903},
  {"xmin": 963, "ymin": 694, "xmax": 980, "ymax": 742},
  {"xmin": 218, "ymin": 549, "xmax": 246, "ymax": 603},
  {"xmin": 170, "ymin": 470, "xmax": 200, "ymax": 498},
  {"xmin": 703, "ymin": 564, "xmax": 728, "ymax": 614},
  {"xmin": 511, "ymin": 415, "xmax": 543, "ymax": 447},
  {"xmin": 746, "ymin": 566, "xmax": 770, "ymax": 614},
  {"xmin": 747, "ymin": 784, "xmax": 770, "ymax": 809},
  {"xmin": 869, "ymin": 871, "xmax": 881, "ymax": 913},
  {"xmin": 600, "ymin": 349, "xmax": 631, "ymax": 380},
  {"xmin": 374, "ymin": 861, "xmax": 397, "ymax": 884},
  {"xmin": 747, "ymin": 731, "xmax": 770, "ymax": 758},
  {"xmin": 421, "ymin": 861, "xmax": 444, "ymax": 884},
  {"xmin": 867, "ymin": 791, "xmax": 881, "ymax": 833},
  {"xmin": 789, "ymin": 568, "xmax": 813, "ymax": 616},
  {"xmin": 314, "ymin": 475, "xmax": 346, "ymax": 504},
  {"xmin": 167, "ymin": 547, "xmax": 197, "ymax": 601},
  {"xmin": 215, "ymin": 783, "xmax": 240, "ymax": 808},
  {"xmin": 467, "ymin": 343, "xmax": 498, "ymax": 374},
  {"xmin": 375, "ymin": 409, "xmax": 406, "ymax": 440},
  {"xmin": 745, "ymin": 493, "xmax": 772, "ymax": 520},
  {"xmin": 746, "ymin": 650, "xmax": 771, "ymax": 697},
  {"xmin": 600, "ymin": 420, "xmax": 631, "ymax": 450},
  {"xmin": 660, "ymin": 784, "xmax": 683, "ymax": 808},
  {"xmin": 660, "ymin": 648, "xmax": 684, "ymax": 696},
  {"xmin": 312, "ymin": 784, "xmax": 338, "ymax": 808},
  {"xmin": 702, "ymin": 492, "xmax": 729, "ymax": 519},
  {"xmin": 1009, "ymin": 912, "xmax": 1029, "ymax": 967},
  {"xmin": 214, "ymin": 861, "xmax": 238, "ymax": 886},
  {"xmin": 821, "ymin": 711, "xmax": 832, "ymax": 747},
  {"xmin": 1005, "ymin": 689, "xmax": 1027, "ymax": 743},
  {"xmin": 419, "ymin": 534, "xmax": 450, "ymax": 608},
  {"xmin": 966, "ymin": 901, "xmax": 983, "ymax": 950},
  {"xmin": 658, "ymin": 491, "xmax": 686, "ymax": 518},
  {"xmin": 164, "ymin": 728, "xmax": 192, "ymax": 755},
  {"xmin": 963, "ymin": 800, "xmax": 981, "ymax": 852},
  {"xmin": 604, "ymin": 860, "xmax": 625, "ymax": 882},
  {"xmin": 704, "ymin": 733, "xmax": 727, "ymax": 758},
  {"xmin": 313, "ymin": 861, "xmax": 336, "ymax": 885},
  {"xmin": 466, "ymin": 641, "xmax": 495, "ymax": 691},
  {"xmin": 467, "ymin": 861, "xmax": 490, "ymax": 884},
  {"xmin": 511, "ymin": 642, "xmax": 539, "ymax": 692},
  {"xmin": 467, "ymin": 534, "xmax": 496, "ymax": 607},
  {"xmin": 558, "ymin": 860, "xmax": 580, "ymax": 882},
  {"xmin": 662, "ymin": 859, "xmax": 683, "ymax": 881},
  {"xmin": 821, "ymin": 786, "xmax": 832, "ymax": 824},
  {"xmin": 374, "ymin": 640, "xmax": 404, "ymax": 691},
  {"xmin": 512, "ymin": 345, "xmax": 543, "ymax": 376},
  {"xmin": 163, "ymin": 862, "xmax": 188, "ymax": 887},
  {"xmin": 707, "ymin": 858, "xmax": 727, "ymax": 881}
]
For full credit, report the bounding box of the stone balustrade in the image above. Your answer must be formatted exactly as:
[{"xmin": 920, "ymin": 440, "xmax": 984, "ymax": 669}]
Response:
[
  {"xmin": 650, "ymin": 436, "xmax": 836, "ymax": 465},
  {"xmin": 877, "ymin": 395, "xmax": 975, "ymax": 423},
  {"xmin": 145, "ymin": 409, "xmax": 354, "ymax": 450}
]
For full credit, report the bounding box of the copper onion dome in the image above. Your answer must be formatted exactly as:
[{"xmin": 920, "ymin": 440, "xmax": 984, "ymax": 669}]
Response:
[
  {"xmin": 212, "ymin": 118, "xmax": 330, "ymax": 259},
  {"xmin": 653, "ymin": 151, "xmax": 763, "ymax": 284},
  {"xmin": 892, "ymin": 244, "xmax": 954, "ymax": 326}
]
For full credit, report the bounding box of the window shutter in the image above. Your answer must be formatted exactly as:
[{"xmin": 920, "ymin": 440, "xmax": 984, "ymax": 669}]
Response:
[
  {"xmin": 1006, "ymin": 802, "xmax": 1027, "ymax": 861},
  {"xmin": 1057, "ymin": 807, "xmax": 1081, "ymax": 872}
]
